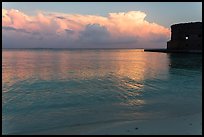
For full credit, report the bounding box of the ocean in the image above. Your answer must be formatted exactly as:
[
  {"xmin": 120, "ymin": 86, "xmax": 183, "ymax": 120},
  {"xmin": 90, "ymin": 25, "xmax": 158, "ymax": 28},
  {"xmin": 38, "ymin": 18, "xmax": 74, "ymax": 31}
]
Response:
[{"xmin": 2, "ymin": 49, "xmax": 202, "ymax": 134}]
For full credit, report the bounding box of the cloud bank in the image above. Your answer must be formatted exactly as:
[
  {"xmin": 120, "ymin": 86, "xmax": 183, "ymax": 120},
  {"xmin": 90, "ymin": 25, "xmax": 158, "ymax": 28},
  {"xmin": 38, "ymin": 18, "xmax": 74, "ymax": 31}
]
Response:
[{"xmin": 2, "ymin": 9, "xmax": 170, "ymax": 48}]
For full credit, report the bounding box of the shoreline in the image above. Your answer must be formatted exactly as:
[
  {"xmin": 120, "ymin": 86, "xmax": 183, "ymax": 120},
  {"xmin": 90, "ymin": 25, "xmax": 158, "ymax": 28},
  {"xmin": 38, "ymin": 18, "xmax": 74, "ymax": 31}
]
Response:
[
  {"xmin": 30, "ymin": 112, "xmax": 202, "ymax": 135},
  {"xmin": 144, "ymin": 49, "xmax": 202, "ymax": 53}
]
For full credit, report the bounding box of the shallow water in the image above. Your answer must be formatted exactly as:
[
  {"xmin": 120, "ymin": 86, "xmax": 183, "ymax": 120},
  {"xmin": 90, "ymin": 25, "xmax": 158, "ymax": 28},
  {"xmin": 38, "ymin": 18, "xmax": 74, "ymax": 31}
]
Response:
[{"xmin": 2, "ymin": 49, "xmax": 202, "ymax": 134}]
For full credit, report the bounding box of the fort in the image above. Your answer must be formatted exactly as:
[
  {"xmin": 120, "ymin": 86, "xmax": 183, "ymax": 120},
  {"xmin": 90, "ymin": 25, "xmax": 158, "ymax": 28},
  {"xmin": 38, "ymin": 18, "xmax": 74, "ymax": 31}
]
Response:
[
  {"xmin": 167, "ymin": 22, "xmax": 202, "ymax": 51},
  {"xmin": 145, "ymin": 22, "xmax": 202, "ymax": 53}
]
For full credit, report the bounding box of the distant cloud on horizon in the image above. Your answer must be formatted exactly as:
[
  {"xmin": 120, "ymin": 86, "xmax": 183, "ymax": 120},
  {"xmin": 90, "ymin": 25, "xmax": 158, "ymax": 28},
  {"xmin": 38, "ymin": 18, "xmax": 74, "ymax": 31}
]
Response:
[{"xmin": 2, "ymin": 8, "xmax": 170, "ymax": 48}]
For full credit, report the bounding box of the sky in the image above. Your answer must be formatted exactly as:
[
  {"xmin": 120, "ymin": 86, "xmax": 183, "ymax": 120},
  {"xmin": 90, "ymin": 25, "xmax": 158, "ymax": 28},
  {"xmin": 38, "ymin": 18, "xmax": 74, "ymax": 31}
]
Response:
[{"xmin": 2, "ymin": 2, "xmax": 202, "ymax": 49}]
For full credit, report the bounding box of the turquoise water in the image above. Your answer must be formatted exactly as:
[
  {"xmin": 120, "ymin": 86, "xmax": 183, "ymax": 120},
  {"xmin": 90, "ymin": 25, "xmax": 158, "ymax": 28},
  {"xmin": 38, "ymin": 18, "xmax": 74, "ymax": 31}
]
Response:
[{"xmin": 2, "ymin": 49, "xmax": 202, "ymax": 134}]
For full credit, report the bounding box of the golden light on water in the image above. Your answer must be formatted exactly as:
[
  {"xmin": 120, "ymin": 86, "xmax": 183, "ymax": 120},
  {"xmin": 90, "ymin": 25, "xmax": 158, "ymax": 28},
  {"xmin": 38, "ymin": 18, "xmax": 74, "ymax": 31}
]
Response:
[{"xmin": 2, "ymin": 50, "xmax": 170, "ymax": 95}]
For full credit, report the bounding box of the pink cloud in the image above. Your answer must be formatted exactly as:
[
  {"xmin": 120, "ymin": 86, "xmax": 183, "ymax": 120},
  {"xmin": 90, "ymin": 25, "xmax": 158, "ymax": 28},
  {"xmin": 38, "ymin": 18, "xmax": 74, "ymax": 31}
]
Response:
[{"xmin": 2, "ymin": 9, "xmax": 170, "ymax": 48}]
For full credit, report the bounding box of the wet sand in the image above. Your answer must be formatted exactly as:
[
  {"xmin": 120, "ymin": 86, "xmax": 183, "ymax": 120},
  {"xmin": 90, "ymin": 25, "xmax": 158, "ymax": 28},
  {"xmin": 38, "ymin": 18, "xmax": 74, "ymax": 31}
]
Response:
[{"xmin": 32, "ymin": 112, "xmax": 202, "ymax": 135}]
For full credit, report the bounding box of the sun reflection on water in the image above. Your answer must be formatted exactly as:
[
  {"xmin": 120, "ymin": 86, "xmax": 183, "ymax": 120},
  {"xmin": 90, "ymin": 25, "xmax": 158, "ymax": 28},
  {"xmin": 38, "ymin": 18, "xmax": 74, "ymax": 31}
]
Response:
[{"xmin": 2, "ymin": 49, "xmax": 170, "ymax": 108}]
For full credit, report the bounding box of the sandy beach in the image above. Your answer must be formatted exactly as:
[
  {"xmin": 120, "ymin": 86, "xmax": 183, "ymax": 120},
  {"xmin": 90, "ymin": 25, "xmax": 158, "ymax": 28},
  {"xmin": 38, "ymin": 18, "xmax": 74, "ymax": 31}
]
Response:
[{"xmin": 31, "ymin": 112, "xmax": 202, "ymax": 135}]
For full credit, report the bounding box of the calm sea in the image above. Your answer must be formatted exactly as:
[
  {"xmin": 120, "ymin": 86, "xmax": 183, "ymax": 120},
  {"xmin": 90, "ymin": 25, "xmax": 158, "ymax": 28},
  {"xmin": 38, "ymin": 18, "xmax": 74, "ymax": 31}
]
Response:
[{"xmin": 2, "ymin": 49, "xmax": 202, "ymax": 134}]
